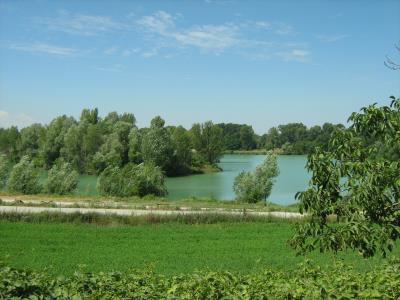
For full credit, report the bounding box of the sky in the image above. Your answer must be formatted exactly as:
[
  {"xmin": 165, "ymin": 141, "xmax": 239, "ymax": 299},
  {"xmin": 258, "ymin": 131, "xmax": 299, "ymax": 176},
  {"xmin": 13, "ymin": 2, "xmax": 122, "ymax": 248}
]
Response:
[{"xmin": 0, "ymin": 0, "xmax": 399, "ymax": 134}]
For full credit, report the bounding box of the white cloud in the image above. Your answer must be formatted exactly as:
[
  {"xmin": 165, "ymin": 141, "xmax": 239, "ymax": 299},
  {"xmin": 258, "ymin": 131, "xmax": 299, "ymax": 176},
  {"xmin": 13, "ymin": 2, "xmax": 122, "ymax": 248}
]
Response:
[
  {"xmin": 137, "ymin": 11, "xmax": 242, "ymax": 52},
  {"xmin": 104, "ymin": 46, "xmax": 118, "ymax": 55},
  {"xmin": 36, "ymin": 11, "xmax": 127, "ymax": 36},
  {"xmin": 277, "ymin": 49, "xmax": 310, "ymax": 62},
  {"xmin": 137, "ymin": 11, "xmax": 175, "ymax": 35},
  {"xmin": 94, "ymin": 64, "xmax": 124, "ymax": 72},
  {"xmin": 174, "ymin": 24, "xmax": 239, "ymax": 50},
  {"xmin": 9, "ymin": 43, "xmax": 77, "ymax": 56},
  {"xmin": 315, "ymin": 34, "xmax": 349, "ymax": 42},
  {"xmin": 0, "ymin": 111, "xmax": 37, "ymax": 128},
  {"xmin": 136, "ymin": 11, "xmax": 306, "ymax": 60},
  {"xmin": 142, "ymin": 48, "xmax": 159, "ymax": 58}
]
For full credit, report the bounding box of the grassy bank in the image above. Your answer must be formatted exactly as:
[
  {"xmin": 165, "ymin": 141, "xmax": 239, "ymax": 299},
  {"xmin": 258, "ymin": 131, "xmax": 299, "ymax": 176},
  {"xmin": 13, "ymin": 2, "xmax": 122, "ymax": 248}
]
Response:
[{"xmin": 0, "ymin": 219, "xmax": 398, "ymax": 276}]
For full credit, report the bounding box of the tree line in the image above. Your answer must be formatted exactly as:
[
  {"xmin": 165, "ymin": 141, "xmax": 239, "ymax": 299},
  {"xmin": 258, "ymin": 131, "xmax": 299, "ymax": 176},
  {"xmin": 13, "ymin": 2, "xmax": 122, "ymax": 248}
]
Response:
[{"xmin": 0, "ymin": 109, "xmax": 225, "ymax": 176}]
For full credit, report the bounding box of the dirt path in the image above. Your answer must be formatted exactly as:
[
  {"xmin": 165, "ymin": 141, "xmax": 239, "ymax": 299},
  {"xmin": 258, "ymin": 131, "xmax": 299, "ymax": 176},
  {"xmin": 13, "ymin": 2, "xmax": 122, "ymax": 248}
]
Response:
[{"xmin": 0, "ymin": 205, "xmax": 304, "ymax": 219}]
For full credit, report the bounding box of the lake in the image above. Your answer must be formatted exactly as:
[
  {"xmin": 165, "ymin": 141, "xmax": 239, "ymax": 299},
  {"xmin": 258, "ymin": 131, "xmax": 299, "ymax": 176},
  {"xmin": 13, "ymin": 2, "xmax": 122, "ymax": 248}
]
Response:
[
  {"xmin": 166, "ymin": 155, "xmax": 310, "ymax": 205},
  {"xmin": 74, "ymin": 155, "xmax": 310, "ymax": 205}
]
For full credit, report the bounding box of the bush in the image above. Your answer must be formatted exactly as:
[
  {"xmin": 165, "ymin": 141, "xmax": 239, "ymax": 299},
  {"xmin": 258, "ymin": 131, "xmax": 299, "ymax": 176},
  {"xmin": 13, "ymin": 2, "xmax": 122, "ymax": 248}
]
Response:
[
  {"xmin": 45, "ymin": 161, "xmax": 78, "ymax": 195},
  {"xmin": 233, "ymin": 152, "xmax": 279, "ymax": 203},
  {"xmin": 6, "ymin": 156, "xmax": 41, "ymax": 194},
  {"xmin": 0, "ymin": 259, "xmax": 399, "ymax": 299},
  {"xmin": 97, "ymin": 162, "xmax": 166, "ymax": 197}
]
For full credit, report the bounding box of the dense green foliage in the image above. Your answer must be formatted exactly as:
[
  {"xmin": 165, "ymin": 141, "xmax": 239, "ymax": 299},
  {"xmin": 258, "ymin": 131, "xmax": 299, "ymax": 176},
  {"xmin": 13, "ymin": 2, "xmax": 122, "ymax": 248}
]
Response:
[
  {"xmin": 97, "ymin": 162, "xmax": 166, "ymax": 197},
  {"xmin": 291, "ymin": 97, "xmax": 400, "ymax": 258},
  {"xmin": 0, "ymin": 156, "xmax": 10, "ymax": 188},
  {"xmin": 45, "ymin": 161, "xmax": 78, "ymax": 195},
  {"xmin": 259, "ymin": 122, "xmax": 345, "ymax": 154},
  {"xmin": 0, "ymin": 110, "xmax": 227, "ymax": 181},
  {"xmin": 190, "ymin": 121, "xmax": 223, "ymax": 164},
  {"xmin": 233, "ymin": 153, "xmax": 279, "ymax": 203},
  {"xmin": 217, "ymin": 123, "xmax": 257, "ymax": 150},
  {"xmin": 6, "ymin": 156, "xmax": 41, "ymax": 194},
  {"xmin": 1, "ymin": 259, "xmax": 399, "ymax": 299}
]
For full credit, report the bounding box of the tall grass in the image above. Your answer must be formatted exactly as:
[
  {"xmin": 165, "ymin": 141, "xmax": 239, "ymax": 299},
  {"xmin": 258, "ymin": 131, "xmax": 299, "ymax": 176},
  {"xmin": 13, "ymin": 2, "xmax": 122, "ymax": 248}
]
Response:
[{"xmin": 0, "ymin": 211, "xmax": 299, "ymax": 226}]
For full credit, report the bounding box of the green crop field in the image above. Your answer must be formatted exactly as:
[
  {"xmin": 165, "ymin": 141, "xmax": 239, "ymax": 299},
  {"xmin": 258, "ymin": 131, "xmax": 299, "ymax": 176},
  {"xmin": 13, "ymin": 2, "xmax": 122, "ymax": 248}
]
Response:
[{"xmin": 0, "ymin": 220, "xmax": 397, "ymax": 276}]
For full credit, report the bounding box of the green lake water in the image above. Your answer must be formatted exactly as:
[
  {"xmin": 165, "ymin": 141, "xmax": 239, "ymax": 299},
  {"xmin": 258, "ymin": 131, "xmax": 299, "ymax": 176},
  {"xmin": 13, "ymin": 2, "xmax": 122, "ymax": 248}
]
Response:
[
  {"xmin": 74, "ymin": 155, "xmax": 310, "ymax": 205},
  {"xmin": 166, "ymin": 155, "xmax": 309, "ymax": 204}
]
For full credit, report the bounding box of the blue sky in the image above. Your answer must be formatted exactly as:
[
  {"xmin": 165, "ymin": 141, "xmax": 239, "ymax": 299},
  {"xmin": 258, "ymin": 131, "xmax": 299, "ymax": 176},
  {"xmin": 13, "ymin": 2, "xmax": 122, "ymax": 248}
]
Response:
[{"xmin": 0, "ymin": 0, "xmax": 399, "ymax": 133}]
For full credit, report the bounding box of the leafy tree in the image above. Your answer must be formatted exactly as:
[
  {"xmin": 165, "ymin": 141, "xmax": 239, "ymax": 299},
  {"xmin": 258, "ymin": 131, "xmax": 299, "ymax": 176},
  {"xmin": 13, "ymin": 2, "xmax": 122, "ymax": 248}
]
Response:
[
  {"xmin": 6, "ymin": 155, "xmax": 41, "ymax": 194},
  {"xmin": 190, "ymin": 121, "xmax": 223, "ymax": 164},
  {"xmin": 42, "ymin": 116, "xmax": 76, "ymax": 168},
  {"xmin": 97, "ymin": 162, "xmax": 166, "ymax": 197},
  {"xmin": 141, "ymin": 116, "xmax": 174, "ymax": 174},
  {"xmin": 19, "ymin": 123, "xmax": 46, "ymax": 164},
  {"xmin": 217, "ymin": 123, "xmax": 242, "ymax": 150},
  {"xmin": 169, "ymin": 126, "xmax": 192, "ymax": 175},
  {"xmin": 0, "ymin": 155, "xmax": 11, "ymax": 188},
  {"xmin": 45, "ymin": 161, "xmax": 78, "ymax": 195},
  {"xmin": 263, "ymin": 127, "xmax": 280, "ymax": 150},
  {"xmin": 92, "ymin": 132, "xmax": 125, "ymax": 174},
  {"xmin": 233, "ymin": 152, "xmax": 279, "ymax": 203},
  {"xmin": 80, "ymin": 108, "xmax": 99, "ymax": 125},
  {"xmin": 128, "ymin": 128, "xmax": 143, "ymax": 164},
  {"xmin": 61, "ymin": 124, "xmax": 84, "ymax": 171},
  {"xmin": 0, "ymin": 126, "xmax": 20, "ymax": 162},
  {"xmin": 290, "ymin": 97, "xmax": 400, "ymax": 258},
  {"xmin": 239, "ymin": 125, "xmax": 256, "ymax": 150}
]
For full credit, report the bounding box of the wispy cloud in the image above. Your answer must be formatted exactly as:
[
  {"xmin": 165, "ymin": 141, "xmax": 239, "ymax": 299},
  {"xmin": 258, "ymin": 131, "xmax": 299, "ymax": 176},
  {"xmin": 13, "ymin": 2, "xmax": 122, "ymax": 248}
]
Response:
[
  {"xmin": 136, "ymin": 11, "xmax": 309, "ymax": 61},
  {"xmin": 315, "ymin": 34, "xmax": 349, "ymax": 42},
  {"xmin": 94, "ymin": 64, "xmax": 124, "ymax": 72},
  {"xmin": 104, "ymin": 46, "xmax": 119, "ymax": 55},
  {"xmin": 277, "ymin": 49, "xmax": 310, "ymax": 62},
  {"xmin": 35, "ymin": 11, "xmax": 127, "ymax": 36},
  {"xmin": 9, "ymin": 43, "xmax": 77, "ymax": 56},
  {"xmin": 137, "ymin": 11, "xmax": 240, "ymax": 52}
]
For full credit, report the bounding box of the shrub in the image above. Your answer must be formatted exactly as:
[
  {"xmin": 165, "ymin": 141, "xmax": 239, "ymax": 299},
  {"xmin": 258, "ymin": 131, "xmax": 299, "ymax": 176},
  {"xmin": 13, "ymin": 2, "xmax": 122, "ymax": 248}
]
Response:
[
  {"xmin": 0, "ymin": 259, "xmax": 399, "ymax": 299},
  {"xmin": 97, "ymin": 162, "xmax": 166, "ymax": 197},
  {"xmin": 6, "ymin": 156, "xmax": 41, "ymax": 194},
  {"xmin": 233, "ymin": 152, "xmax": 279, "ymax": 203},
  {"xmin": 45, "ymin": 161, "xmax": 78, "ymax": 195}
]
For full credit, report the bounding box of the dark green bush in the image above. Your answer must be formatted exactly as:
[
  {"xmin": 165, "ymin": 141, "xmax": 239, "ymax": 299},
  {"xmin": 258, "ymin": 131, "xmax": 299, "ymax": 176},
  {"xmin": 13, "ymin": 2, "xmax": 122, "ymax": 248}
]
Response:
[
  {"xmin": 45, "ymin": 161, "xmax": 78, "ymax": 195},
  {"xmin": 6, "ymin": 156, "xmax": 41, "ymax": 194},
  {"xmin": 0, "ymin": 259, "xmax": 399, "ymax": 299},
  {"xmin": 97, "ymin": 162, "xmax": 166, "ymax": 197}
]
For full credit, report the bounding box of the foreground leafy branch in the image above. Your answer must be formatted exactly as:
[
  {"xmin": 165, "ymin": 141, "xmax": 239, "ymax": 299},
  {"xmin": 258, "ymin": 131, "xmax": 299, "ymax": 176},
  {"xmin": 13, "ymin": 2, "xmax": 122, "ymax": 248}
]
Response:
[
  {"xmin": 290, "ymin": 97, "xmax": 400, "ymax": 257},
  {"xmin": 1, "ymin": 260, "xmax": 399, "ymax": 299}
]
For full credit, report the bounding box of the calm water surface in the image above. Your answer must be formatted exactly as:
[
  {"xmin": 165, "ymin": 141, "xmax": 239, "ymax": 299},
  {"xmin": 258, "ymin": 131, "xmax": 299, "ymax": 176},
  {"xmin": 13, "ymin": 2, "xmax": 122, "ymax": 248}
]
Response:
[{"xmin": 166, "ymin": 155, "xmax": 310, "ymax": 205}]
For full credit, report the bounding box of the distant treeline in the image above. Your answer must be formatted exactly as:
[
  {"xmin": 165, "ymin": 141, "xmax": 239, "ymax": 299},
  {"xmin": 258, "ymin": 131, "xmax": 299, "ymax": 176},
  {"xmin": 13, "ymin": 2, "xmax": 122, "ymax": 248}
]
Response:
[
  {"xmin": 217, "ymin": 122, "xmax": 345, "ymax": 154},
  {"xmin": 0, "ymin": 108, "xmax": 345, "ymax": 176}
]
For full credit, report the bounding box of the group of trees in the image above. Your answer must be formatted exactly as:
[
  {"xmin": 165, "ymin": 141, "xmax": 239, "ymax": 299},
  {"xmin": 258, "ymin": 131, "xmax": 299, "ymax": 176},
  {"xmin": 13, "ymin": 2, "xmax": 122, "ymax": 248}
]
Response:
[
  {"xmin": 216, "ymin": 122, "xmax": 346, "ymax": 155},
  {"xmin": 0, "ymin": 109, "xmax": 225, "ymax": 176},
  {"xmin": 0, "ymin": 109, "xmax": 227, "ymax": 197},
  {"xmin": 0, "ymin": 155, "xmax": 78, "ymax": 195},
  {"xmin": 258, "ymin": 122, "xmax": 345, "ymax": 154}
]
